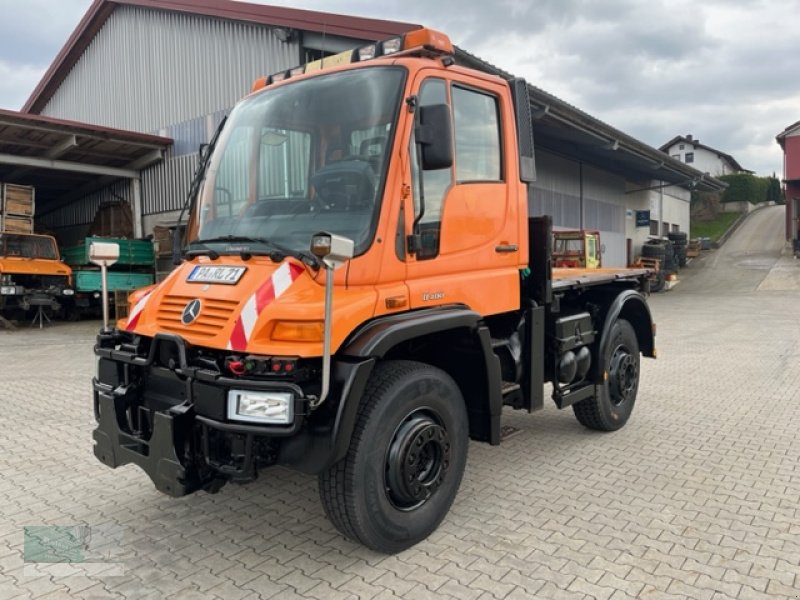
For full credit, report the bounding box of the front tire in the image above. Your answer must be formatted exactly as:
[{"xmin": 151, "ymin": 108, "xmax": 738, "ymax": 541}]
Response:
[
  {"xmin": 319, "ymin": 360, "xmax": 468, "ymax": 553},
  {"xmin": 573, "ymin": 318, "xmax": 640, "ymax": 431}
]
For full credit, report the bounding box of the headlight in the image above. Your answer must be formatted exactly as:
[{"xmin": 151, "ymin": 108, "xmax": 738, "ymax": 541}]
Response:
[
  {"xmin": 0, "ymin": 286, "xmax": 17, "ymax": 295},
  {"xmin": 62, "ymin": 289, "xmax": 75, "ymax": 296},
  {"xmin": 227, "ymin": 390, "xmax": 294, "ymax": 424}
]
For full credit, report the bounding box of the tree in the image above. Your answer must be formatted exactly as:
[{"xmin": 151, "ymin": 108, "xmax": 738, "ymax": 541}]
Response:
[{"xmin": 766, "ymin": 173, "xmax": 783, "ymax": 205}]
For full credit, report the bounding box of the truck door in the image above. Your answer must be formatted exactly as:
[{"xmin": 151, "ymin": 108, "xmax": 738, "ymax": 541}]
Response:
[
  {"xmin": 586, "ymin": 234, "xmax": 599, "ymax": 269},
  {"xmin": 403, "ymin": 73, "xmax": 522, "ymax": 316}
]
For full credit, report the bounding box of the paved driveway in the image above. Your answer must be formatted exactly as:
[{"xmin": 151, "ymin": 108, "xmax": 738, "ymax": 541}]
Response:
[{"xmin": 1, "ymin": 207, "xmax": 799, "ymax": 599}]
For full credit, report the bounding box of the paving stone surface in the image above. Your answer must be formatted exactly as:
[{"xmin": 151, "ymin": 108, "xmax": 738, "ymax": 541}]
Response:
[{"xmin": 1, "ymin": 213, "xmax": 799, "ymax": 598}]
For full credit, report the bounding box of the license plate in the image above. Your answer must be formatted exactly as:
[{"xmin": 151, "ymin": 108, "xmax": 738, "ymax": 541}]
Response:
[{"xmin": 187, "ymin": 266, "xmax": 246, "ymax": 284}]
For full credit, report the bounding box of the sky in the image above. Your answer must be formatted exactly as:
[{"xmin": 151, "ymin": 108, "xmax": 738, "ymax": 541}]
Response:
[{"xmin": 1, "ymin": 0, "xmax": 798, "ymax": 177}]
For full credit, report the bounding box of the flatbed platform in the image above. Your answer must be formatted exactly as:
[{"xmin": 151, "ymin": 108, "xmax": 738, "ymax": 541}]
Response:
[{"xmin": 551, "ymin": 267, "xmax": 652, "ymax": 290}]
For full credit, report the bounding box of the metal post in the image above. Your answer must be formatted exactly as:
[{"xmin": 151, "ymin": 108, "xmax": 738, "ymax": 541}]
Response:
[
  {"xmin": 132, "ymin": 177, "xmax": 143, "ymax": 239},
  {"xmin": 100, "ymin": 263, "xmax": 110, "ymax": 332},
  {"xmin": 316, "ymin": 267, "xmax": 334, "ymax": 407}
]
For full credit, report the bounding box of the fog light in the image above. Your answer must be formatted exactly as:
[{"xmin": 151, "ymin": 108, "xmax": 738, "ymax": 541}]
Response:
[{"xmin": 227, "ymin": 390, "xmax": 293, "ymax": 424}]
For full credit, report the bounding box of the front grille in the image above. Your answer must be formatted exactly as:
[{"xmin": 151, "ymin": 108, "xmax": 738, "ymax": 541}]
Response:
[
  {"xmin": 156, "ymin": 295, "xmax": 239, "ymax": 339},
  {"xmin": 9, "ymin": 274, "xmax": 68, "ymax": 290}
]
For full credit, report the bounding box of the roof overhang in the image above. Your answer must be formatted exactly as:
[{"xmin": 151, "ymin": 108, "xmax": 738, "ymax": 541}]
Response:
[
  {"xmin": 0, "ymin": 109, "xmax": 172, "ymax": 217},
  {"xmin": 454, "ymin": 48, "xmax": 726, "ymax": 193}
]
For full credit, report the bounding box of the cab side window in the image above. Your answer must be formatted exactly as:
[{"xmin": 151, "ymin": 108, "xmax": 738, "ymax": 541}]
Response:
[
  {"xmin": 452, "ymin": 85, "xmax": 502, "ymax": 182},
  {"xmin": 410, "ymin": 79, "xmax": 452, "ymax": 259}
]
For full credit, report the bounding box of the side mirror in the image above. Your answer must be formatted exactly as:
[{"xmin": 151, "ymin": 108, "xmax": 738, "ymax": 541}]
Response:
[{"xmin": 416, "ymin": 104, "xmax": 453, "ymax": 171}]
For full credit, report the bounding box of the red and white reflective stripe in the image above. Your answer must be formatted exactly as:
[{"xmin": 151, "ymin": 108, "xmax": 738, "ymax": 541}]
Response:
[
  {"xmin": 228, "ymin": 262, "xmax": 304, "ymax": 352},
  {"xmin": 125, "ymin": 291, "xmax": 152, "ymax": 331}
]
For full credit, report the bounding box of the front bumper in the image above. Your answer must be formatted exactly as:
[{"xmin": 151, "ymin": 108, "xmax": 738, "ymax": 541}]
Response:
[{"xmin": 92, "ymin": 332, "xmax": 310, "ymax": 497}]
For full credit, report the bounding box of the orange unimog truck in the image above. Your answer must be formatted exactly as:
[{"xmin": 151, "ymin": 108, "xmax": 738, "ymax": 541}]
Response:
[
  {"xmin": 0, "ymin": 232, "xmax": 73, "ymax": 316},
  {"xmin": 93, "ymin": 29, "xmax": 655, "ymax": 553}
]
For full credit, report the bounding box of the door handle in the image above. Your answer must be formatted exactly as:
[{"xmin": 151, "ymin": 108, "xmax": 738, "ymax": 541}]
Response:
[{"xmin": 495, "ymin": 244, "xmax": 518, "ymax": 253}]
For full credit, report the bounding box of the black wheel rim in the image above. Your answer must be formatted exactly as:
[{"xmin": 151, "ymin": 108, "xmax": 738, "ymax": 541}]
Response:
[
  {"xmin": 608, "ymin": 344, "xmax": 637, "ymax": 406},
  {"xmin": 385, "ymin": 409, "xmax": 451, "ymax": 511}
]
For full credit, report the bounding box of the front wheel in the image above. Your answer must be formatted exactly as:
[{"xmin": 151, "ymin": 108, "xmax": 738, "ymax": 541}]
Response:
[
  {"xmin": 319, "ymin": 360, "xmax": 468, "ymax": 554},
  {"xmin": 573, "ymin": 318, "xmax": 640, "ymax": 431}
]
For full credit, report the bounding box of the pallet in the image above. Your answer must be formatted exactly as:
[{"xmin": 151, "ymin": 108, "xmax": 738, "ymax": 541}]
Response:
[
  {"xmin": 2, "ymin": 183, "xmax": 35, "ymax": 216},
  {"xmin": 632, "ymin": 256, "xmax": 661, "ymax": 272}
]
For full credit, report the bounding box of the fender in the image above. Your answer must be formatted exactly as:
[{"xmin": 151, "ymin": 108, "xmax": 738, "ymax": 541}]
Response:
[
  {"xmin": 596, "ymin": 290, "xmax": 656, "ymax": 374},
  {"xmin": 342, "ymin": 305, "xmax": 503, "ymax": 444},
  {"xmin": 281, "ymin": 306, "xmax": 503, "ymax": 472},
  {"xmin": 341, "ymin": 305, "xmax": 483, "ymax": 358}
]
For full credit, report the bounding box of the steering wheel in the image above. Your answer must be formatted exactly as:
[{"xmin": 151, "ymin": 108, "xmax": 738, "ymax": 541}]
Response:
[{"xmin": 311, "ymin": 158, "xmax": 376, "ymax": 211}]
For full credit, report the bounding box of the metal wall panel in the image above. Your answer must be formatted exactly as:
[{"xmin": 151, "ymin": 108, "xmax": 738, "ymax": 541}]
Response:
[
  {"xmin": 142, "ymin": 152, "xmax": 199, "ymax": 215},
  {"xmin": 530, "ymin": 149, "xmax": 628, "ymax": 266},
  {"xmin": 38, "ymin": 180, "xmax": 132, "ymax": 230},
  {"xmin": 41, "ymin": 5, "xmax": 300, "ymax": 133}
]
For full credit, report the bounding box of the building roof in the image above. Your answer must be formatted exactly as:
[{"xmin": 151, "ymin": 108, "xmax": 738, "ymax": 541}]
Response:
[
  {"xmin": 22, "ymin": 0, "xmax": 420, "ymax": 115},
  {"xmin": 659, "ymin": 135, "xmax": 751, "ymax": 174},
  {"xmin": 0, "ymin": 108, "xmax": 172, "ymax": 214},
  {"xmin": 776, "ymin": 120, "xmax": 800, "ymax": 147},
  {"xmin": 454, "ymin": 49, "xmax": 726, "ymax": 192}
]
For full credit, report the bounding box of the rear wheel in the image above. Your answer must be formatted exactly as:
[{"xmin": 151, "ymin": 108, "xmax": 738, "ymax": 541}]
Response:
[
  {"xmin": 573, "ymin": 319, "xmax": 640, "ymax": 431},
  {"xmin": 319, "ymin": 360, "xmax": 469, "ymax": 553}
]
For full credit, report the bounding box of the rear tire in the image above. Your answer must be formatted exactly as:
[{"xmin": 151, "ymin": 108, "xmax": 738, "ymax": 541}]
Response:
[
  {"xmin": 573, "ymin": 319, "xmax": 640, "ymax": 431},
  {"xmin": 319, "ymin": 360, "xmax": 469, "ymax": 553}
]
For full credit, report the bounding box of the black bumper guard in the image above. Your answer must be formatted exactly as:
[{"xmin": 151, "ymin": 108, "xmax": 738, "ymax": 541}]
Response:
[{"xmin": 92, "ymin": 332, "xmax": 308, "ymax": 497}]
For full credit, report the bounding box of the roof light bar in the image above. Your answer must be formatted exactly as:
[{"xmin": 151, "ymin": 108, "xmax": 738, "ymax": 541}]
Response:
[
  {"xmin": 381, "ymin": 37, "xmax": 402, "ymax": 55},
  {"xmin": 250, "ymin": 28, "xmax": 453, "ymax": 90}
]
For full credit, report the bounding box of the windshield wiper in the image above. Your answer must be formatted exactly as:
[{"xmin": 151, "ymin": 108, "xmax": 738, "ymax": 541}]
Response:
[
  {"xmin": 184, "ymin": 243, "xmax": 219, "ymax": 260},
  {"xmin": 172, "ymin": 116, "xmax": 228, "ymax": 265},
  {"xmin": 194, "ymin": 235, "xmax": 319, "ymax": 268}
]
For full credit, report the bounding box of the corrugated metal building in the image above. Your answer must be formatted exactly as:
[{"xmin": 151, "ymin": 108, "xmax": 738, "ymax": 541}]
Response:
[
  {"xmin": 19, "ymin": 0, "xmax": 723, "ymax": 266},
  {"xmin": 22, "ymin": 0, "xmax": 417, "ymax": 243}
]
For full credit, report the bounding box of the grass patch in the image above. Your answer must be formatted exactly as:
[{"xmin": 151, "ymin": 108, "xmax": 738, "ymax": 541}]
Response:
[{"xmin": 690, "ymin": 212, "xmax": 742, "ymax": 242}]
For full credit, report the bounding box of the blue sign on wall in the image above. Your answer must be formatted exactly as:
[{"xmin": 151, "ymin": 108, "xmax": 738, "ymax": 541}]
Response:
[{"xmin": 636, "ymin": 210, "xmax": 650, "ymax": 227}]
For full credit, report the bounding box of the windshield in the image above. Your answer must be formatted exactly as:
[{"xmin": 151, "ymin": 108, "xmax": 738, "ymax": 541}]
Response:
[
  {"xmin": 0, "ymin": 234, "xmax": 58, "ymax": 259},
  {"xmin": 553, "ymin": 237, "xmax": 584, "ymax": 256},
  {"xmin": 188, "ymin": 66, "xmax": 406, "ymax": 257}
]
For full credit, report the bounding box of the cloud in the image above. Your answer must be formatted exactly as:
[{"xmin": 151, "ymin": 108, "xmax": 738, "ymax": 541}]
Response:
[
  {"xmin": 0, "ymin": 0, "xmax": 92, "ymax": 109},
  {"xmin": 2, "ymin": 0, "xmax": 797, "ymax": 175}
]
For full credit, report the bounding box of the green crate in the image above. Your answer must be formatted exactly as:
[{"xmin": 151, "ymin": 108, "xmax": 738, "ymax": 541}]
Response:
[
  {"xmin": 62, "ymin": 238, "xmax": 155, "ymax": 267},
  {"xmin": 73, "ymin": 270, "xmax": 154, "ymax": 293}
]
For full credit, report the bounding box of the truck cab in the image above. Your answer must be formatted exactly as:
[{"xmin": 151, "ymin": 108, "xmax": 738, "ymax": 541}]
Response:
[
  {"xmin": 0, "ymin": 232, "xmax": 73, "ymax": 316},
  {"xmin": 93, "ymin": 28, "xmax": 654, "ymax": 554},
  {"xmin": 553, "ymin": 229, "xmax": 602, "ymax": 269}
]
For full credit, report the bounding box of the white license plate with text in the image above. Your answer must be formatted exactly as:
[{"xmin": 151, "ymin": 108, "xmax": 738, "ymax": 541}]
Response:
[{"xmin": 186, "ymin": 266, "xmax": 246, "ymax": 284}]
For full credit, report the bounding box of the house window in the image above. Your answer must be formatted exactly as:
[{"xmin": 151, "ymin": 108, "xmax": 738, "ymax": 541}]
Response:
[
  {"xmin": 650, "ymin": 220, "xmax": 659, "ymax": 235},
  {"xmin": 672, "ymin": 154, "xmax": 680, "ymax": 160},
  {"xmin": 672, "ymin": 224, "xmax": 680, "ymax": 233},
  {"xmin": 679, "ymin": 144, "xmax": 684, "ymax": 150},
  {"xmin": 685, "ymin": 152, "xmax": 694, "ymax": 163},
  {"xmin": 662, "ymin": 222, "xmax": 669, "ymax": 236}
]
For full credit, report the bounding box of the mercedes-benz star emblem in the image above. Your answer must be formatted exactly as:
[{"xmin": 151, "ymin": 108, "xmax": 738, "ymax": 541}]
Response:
[{"xmin": 181, "ymin": 299, "xmax": 202, "ymax": 325}]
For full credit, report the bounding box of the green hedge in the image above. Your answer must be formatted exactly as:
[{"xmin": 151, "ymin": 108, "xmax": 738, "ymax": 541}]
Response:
[{"xmin": 718, "ymin": 173, "xmax": 780, "ymax": 204}]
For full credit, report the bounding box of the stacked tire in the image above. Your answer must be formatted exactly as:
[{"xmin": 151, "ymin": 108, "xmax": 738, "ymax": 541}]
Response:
[
  {"xmin": 668, "ymin": 231, "xmax": 688, "ymax": 267},
  {"xmin": 642, "ymin": 240, "xmax": 667, "ymax": 292}
]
